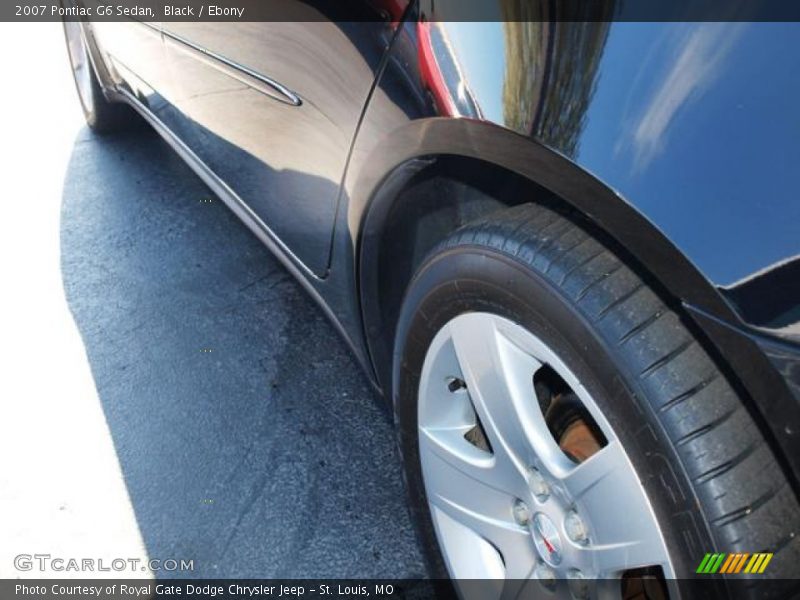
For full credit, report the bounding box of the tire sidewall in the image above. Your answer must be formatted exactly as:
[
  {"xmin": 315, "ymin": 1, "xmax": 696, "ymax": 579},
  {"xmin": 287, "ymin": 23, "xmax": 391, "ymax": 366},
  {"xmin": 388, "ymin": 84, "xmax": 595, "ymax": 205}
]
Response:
[{"xmin": 394, "ymin": 246, "xmax": 722, "ymax": 595}]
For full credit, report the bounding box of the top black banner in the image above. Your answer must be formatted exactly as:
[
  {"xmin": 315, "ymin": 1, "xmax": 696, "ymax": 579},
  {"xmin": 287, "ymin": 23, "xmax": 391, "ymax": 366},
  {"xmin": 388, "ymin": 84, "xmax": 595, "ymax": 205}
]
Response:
[{"xmin": 7, "ymin": 0, "xmax": 800, "ymax": 22}]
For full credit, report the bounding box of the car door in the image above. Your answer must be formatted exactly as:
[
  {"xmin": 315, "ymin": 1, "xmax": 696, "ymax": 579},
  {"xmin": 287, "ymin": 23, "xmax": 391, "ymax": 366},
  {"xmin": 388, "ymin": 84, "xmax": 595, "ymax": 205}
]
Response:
[{"xmin": 157, "ymin": 4, "xmax": 404, "ymax": 276}]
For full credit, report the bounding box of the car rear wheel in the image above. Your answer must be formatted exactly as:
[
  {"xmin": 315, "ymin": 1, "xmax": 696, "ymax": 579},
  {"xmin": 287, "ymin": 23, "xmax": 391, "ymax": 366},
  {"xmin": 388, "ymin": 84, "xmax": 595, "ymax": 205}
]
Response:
[
  {"xmin": 63, "ymin": 21, "xmax": 138, "ymax": 133},
  {"xmin": 393, "ymin": 203, "xmax": 800, "ymax": 599}
]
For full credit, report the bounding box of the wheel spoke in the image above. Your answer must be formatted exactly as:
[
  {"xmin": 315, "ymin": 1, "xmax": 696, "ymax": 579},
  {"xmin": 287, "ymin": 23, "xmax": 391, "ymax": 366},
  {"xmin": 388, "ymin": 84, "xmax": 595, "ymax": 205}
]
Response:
[
  {"xmin": 420, "ymin": 425, "xmax": 528, "ymax": 498},
  {"xmin": 559, "ymin": 440, "xmax": 629, "ymax": 498},
  {"xmin": 420, "ymin": 432, "xmax": 536, "ymax": 575},
  {"xmin": 496, "ymin": 531, "xmax": 540, "ymax": 581},
  {"xmin": 575, "ymin": 531, "xmax": 670, "ymax": 576},
  {"xmin": 561, "ymin": 441, "xmax": 670, "ymax": 574},
  {"xmin": 448, "ymin": 314, "xmax": 568, "ymax": 480}
]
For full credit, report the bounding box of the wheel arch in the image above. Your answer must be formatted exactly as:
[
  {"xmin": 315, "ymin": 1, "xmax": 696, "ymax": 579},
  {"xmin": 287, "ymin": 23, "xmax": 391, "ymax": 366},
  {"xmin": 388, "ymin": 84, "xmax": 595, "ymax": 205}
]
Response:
[
  {"xmin": 355, "ymin": 117, "xmax": 800, "ymax": 495},
  {"xmin": 355, "ymin": 118, "xmax": 737, "ymax": 394}
]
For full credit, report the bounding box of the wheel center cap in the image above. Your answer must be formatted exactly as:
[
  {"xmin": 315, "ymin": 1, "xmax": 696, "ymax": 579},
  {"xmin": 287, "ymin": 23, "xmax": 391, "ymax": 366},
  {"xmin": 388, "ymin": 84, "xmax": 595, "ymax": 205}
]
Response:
[{"xmin": 531, "ymin": 513, "xmax": 563, "ymax": 566}]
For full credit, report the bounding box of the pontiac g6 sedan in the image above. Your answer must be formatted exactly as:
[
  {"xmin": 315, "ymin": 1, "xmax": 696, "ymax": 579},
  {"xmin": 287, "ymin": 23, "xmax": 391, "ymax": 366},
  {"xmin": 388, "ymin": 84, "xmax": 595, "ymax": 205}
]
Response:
[{"xmin": 63, "ymin": 3, "xmax": 800, "ymax": 597}]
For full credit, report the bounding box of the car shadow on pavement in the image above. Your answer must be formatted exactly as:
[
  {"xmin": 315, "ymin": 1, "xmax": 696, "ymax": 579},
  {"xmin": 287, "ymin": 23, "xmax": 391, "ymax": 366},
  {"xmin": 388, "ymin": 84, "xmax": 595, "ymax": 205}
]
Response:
[{"xmin": 59, "ymin": 125, "xmax": 428, "ymax": 578}]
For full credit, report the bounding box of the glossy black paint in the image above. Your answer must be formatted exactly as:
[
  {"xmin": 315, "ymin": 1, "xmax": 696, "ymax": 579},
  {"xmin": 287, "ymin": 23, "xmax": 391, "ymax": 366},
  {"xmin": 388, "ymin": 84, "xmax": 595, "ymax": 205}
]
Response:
[{"xmin": 82, "ymin": 5, "xmax": 800, "ymax": 483}]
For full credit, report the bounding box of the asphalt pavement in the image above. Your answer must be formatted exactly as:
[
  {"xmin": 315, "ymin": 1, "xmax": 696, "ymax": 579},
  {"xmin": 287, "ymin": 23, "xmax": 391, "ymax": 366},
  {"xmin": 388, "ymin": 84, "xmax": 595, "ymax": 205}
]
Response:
[{"xmin": 1, "ymin": 23, "xmax": 428, "ymax": 579}]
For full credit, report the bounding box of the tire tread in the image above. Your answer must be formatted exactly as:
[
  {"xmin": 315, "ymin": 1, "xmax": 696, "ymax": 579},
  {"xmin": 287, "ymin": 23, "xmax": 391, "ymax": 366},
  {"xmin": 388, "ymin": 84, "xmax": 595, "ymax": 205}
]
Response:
[{"xmin": 432, "ymin": 203, "xmax": 800, "ymax": 583}]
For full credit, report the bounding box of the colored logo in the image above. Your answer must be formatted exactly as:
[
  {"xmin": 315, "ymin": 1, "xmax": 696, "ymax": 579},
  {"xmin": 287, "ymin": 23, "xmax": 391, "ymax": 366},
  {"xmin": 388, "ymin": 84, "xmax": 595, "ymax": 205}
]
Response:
[
  {"xmin": 531, "ymin": 513, "xmax": 563, "ymax": 566},
  {"xmin": 696, "ymin": 553, "xmax": 773, "ymax": 574}
]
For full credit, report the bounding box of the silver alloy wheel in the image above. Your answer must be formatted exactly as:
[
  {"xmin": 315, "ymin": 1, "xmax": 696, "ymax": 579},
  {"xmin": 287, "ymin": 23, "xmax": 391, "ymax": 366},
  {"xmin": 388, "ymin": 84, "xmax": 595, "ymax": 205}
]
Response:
[
  {"xmin": 418, "ymin": 312, "xmax": 674, "ymax": 596},
  {"xmin": 64, "ymin": 20, "xmax": 93, "ymax": 113}
]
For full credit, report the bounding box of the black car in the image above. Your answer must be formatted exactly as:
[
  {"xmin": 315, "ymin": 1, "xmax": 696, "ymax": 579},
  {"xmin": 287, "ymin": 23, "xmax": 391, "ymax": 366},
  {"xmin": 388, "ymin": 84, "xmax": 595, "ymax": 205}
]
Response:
[{"xmin": 63, "ymin": 5, "xmax": 800, "ymax": 597}]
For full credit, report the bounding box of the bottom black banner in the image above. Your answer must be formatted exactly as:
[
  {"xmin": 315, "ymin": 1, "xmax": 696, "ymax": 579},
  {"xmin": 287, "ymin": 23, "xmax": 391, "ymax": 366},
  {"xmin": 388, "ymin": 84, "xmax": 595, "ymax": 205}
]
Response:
[{"xmin": 3, "ymin": 579, "xmax": 798, "ymax": 600}]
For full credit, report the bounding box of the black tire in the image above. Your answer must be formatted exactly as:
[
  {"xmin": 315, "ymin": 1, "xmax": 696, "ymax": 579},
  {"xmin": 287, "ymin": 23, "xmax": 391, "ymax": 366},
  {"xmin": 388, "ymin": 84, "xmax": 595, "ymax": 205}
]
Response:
[
  {"xmin": 63, "ymin": 22, "xmax": 138, "ymax": 134},
  {"xmin": 394, "ymin": 203, "xmax": 800, "ymax": 598}
]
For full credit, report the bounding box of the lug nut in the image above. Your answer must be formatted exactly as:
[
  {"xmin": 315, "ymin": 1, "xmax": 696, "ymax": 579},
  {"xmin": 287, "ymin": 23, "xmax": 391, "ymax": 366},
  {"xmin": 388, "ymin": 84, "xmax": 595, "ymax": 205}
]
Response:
[
  {"xmin": 534, "ymin": 562, "xmax": 556, "ymax": 589},
  {"xmin": 512, "ymin": 499, "xmax": 531, "ymax": 526},
  {"xmin": 567, "ymin": 569, "xmax": 589, "ymax": 599},
  {"xmin": 527, "ymin": 467, "xmax": 550, "ymax": 501},
  {"xmin": 565, "ymin": 509, "xmax": 589, "ymax": 544}
]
